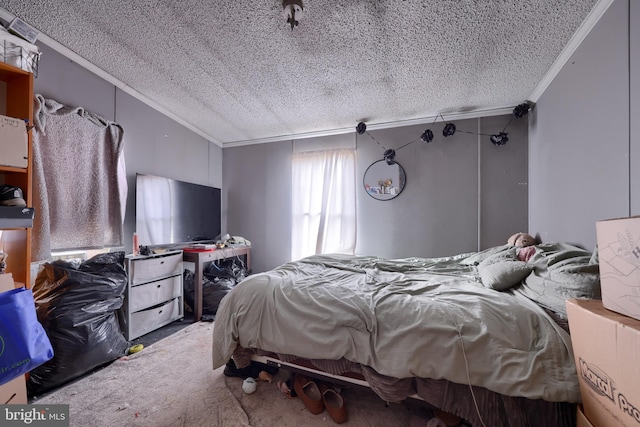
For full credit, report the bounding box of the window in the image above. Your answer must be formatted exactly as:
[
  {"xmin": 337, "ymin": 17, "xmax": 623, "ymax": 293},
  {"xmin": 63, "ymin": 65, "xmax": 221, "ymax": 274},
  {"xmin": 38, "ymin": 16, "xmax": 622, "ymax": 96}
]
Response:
[{"xmin": 291, "ymin": 148, "xmax": 356, "ymax": 260}]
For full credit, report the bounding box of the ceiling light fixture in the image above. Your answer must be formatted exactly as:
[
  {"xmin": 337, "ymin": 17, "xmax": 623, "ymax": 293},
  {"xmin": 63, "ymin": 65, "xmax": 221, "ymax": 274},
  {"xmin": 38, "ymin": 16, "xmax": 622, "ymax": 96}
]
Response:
[{"xmin": 282, "ymin": 0, "xmax": 304, "ymax": 30}]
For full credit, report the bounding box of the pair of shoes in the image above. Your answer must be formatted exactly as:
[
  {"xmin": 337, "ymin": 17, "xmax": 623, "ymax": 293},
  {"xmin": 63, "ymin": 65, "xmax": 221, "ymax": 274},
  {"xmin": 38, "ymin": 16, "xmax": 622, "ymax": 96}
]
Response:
[
  {"xmin": 292, "ymin": 374, "xmax": 348, "ymax": 423},
  {"xmin": 0, "ymin": 185, "xmax": 26, "ymax": 207},
  {"xmin": 319, "ymin": 382, "xmax": 348, "ymax": 424},
  {"xmin": 224, "ymin": 359, "xmax": 253, "ymax": 378},
  {"xmin": 293, "ymin": 374, "xmax": 324, "ymax": 414}
]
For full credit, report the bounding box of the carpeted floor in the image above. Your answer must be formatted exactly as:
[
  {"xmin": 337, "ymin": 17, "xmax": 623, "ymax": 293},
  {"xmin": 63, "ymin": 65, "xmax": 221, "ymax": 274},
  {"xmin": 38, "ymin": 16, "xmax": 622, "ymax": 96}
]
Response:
[{"xmin": 32, "ymin": 322, "xmax": 438, "ymax": 427}]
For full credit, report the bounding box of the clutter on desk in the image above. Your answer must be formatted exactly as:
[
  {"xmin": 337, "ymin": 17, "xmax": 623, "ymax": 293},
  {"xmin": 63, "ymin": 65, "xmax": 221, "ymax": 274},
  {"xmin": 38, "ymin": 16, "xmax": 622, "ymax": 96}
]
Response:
[{"xmin": 217, "ymin": 234, "xmax": 251, "ymax": 248}]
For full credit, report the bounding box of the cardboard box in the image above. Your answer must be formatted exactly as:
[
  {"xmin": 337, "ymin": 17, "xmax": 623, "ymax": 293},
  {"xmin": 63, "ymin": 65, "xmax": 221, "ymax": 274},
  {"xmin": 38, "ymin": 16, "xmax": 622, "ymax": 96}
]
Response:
[
  {"xmin": 577, "ymin": 405, "xmax": 595, "ymax": 427},
  {"xmin": 0, "ymin": 114, "xmax": 28, "ymax": 168},
  {"xmin": 596, "ymin": 216, "xmax": 640, "ymax": 321},
  {"xmin": 566, "ymin": 299, "xmax": 640, "ymax": 427},
  {"xmin": 0, "ymin": 273, "xmax": 14, "ymax": 291},
  {"xmin": 0, "ymin": 375, "xmax": 27, "ymax": 404}
]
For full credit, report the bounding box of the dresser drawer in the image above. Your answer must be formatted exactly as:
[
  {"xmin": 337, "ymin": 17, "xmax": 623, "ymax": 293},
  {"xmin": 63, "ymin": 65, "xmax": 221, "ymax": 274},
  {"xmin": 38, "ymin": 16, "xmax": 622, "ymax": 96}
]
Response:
[
  {"xmin": 129, "ymin": 298, "xmax": 181, "ymax": 339},
  {"xmin": 130, "ymin": 252, "xmax": 183, "ymax": 285},
  {"xmin": 129, "ymin": 275, "xmax": 182, "ymax": 312}
]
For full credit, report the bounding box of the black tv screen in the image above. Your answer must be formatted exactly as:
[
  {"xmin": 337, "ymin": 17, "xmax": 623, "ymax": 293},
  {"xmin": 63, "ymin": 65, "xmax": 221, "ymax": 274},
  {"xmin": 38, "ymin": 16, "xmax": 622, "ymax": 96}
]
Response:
[{"xmin": 135, "ymin": 173, "xmax": 221, "ymax": 247}]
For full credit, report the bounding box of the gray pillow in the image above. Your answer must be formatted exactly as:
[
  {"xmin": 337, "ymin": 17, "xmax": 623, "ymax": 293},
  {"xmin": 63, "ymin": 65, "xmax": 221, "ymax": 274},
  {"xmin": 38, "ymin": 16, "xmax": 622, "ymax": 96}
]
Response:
[
  {"xmin": 478, "ymin": 260, "xmax": 532, "ymax": 291},
  {"xmin": 461, "ymin": 245, "xmax": 515, "ymax": 266},
  {"xmin": 478, "ymin": 248, "xmax": 518, "ymax": 267}
]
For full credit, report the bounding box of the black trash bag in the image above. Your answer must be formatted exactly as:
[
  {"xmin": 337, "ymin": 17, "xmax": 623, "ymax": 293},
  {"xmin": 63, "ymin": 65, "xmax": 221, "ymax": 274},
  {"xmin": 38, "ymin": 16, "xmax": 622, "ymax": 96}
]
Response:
[
  {"xmin": 183, "ymin": 257, "xmax": 251, "ymax": 316},
  {"xmin": 201, "ymin": 275, "xmax": 235, "ymax": 315},
  {"xmin": 27, "ymin": 251, "xmax": 129, "ymax": 396},
  {"xmin": 203, "ymin": 258, "xmax": 250, "ymax": 313},
  {"xmin": 183, "ymin": 268, "xmax": 196, "ymax": 313},
  {"xmin": 183, "ymin": 269, "xmax": 235, "ymax": 316},
  {"xmin": 204, "ymin": 258, "xmax": 249, "ymax": 284}
]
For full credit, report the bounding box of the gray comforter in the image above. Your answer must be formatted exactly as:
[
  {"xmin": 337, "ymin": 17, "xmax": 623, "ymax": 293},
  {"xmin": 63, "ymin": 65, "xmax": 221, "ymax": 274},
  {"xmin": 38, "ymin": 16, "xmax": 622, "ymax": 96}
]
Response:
[{"xmin": 212, "ymin": 247, "xmax": 596, "ymax": 403}]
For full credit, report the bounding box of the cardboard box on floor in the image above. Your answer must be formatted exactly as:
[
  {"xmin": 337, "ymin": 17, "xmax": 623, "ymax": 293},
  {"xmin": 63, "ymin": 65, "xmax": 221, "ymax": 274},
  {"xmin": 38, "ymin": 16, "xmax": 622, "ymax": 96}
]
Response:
[
  {"xmin": 577, "ymin": 405, "xmax": 594, "ymax": 427},
  {"xmin": 596, "ymin": 216, "xmax": 640, "ymax": 321},
  {"xmin": 566, "ymin": 299, "xmax": 640, "ymax": 427},
  {"xmin": 0, "ymin": 273, "xmax": 28, "ymax": 404},
  {"xmin": 0, "ymin": 273, "xmax": 14, "ymax": 290},
  {"xmin": 0, "ymin": 376, "xmax": 27, "ymax": 404}
]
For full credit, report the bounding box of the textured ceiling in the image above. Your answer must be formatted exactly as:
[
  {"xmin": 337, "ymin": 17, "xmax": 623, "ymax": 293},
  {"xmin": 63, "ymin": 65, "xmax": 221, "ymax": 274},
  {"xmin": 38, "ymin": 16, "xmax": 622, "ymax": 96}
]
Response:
[{"xmin": 0, "ymin": 1, "xmax": 601, "ymax": 146}]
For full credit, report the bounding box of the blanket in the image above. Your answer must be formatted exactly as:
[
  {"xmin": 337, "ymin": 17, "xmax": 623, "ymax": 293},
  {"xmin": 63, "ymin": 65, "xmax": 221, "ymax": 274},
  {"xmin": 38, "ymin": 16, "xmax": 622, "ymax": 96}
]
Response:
[
  {"xmin": 212, "ymin": 249, "xmax": 592, "ymax": 403},
  {"xmin": 32, "ymin": 95, "xmax": 124, "ymax": 261}
]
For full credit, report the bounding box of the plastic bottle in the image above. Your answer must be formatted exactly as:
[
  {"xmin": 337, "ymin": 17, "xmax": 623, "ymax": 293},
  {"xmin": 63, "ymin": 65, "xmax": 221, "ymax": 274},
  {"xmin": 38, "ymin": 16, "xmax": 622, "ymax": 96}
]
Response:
[{"xmin": 132, "ymin": 232, "xmax": 139, "ymax": 256}]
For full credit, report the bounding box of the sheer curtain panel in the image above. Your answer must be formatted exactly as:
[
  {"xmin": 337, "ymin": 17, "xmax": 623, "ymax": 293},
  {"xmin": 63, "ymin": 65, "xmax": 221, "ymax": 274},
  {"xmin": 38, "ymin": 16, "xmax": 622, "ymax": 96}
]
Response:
[{"xmin": 291, "ymin": 148, "xmax": 356, "ymax": 261}]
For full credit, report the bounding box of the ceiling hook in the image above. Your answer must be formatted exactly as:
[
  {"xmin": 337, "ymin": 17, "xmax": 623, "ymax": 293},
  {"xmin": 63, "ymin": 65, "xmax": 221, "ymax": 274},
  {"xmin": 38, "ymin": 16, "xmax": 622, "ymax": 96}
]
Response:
[{"xmin": 282, "ymin": 0, "xmax": 304, "ymax": 30}]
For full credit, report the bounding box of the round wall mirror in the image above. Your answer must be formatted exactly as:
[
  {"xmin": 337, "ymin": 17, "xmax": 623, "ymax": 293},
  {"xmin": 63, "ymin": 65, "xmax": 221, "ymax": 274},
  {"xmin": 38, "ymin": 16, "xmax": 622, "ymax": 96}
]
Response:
[{"xmin": 363, "ymin": 160, "xmax": 406, "ymax": 200}]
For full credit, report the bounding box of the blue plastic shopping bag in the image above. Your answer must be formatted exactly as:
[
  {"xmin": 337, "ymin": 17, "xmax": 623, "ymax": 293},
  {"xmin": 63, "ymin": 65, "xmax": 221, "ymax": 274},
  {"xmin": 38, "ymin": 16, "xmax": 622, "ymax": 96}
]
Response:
[{"xmin": 0, "ymin": 287, "xmax": 54, "ymax": 386}]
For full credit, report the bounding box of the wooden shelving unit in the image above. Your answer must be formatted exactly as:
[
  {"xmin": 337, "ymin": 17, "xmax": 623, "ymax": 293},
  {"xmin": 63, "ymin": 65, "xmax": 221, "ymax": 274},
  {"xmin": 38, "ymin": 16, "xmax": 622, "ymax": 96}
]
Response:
[{"xmin": 0, "ymin": 61, "xmax": 34, "ymax": 288}]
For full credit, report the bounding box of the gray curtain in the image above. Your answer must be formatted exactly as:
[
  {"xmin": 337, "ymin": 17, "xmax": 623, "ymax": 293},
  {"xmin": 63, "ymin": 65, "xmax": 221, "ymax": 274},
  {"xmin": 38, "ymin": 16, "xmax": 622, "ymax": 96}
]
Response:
[{"xmin": 32, "ymin": 95, "xmax": 124, "ymax": 261}]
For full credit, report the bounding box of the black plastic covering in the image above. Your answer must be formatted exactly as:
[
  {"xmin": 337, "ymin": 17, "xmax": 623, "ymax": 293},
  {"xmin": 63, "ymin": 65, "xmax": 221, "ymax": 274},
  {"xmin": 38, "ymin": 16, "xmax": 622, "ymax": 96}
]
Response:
[
  {"xmin": 27, "ymin": 252, "xmax": 129, "ymax": 396},
  {"xmin": 183, "ymin": 257, "xmax": 249, "ymax": 316}
]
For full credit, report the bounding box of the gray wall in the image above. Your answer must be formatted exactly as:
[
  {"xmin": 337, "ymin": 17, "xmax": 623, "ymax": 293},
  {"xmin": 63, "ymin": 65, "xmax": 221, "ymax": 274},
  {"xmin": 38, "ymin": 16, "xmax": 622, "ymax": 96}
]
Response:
[
  {"xmin": 632, "ymin": 0, "xmax": 640, "ymax": 214},
  {"xmin": 223, "ymin": 140, "xmax": 292, "ymax": 272},
  {"xmin": 225, "ymin": 116, "xmax": 528, "ymax": 272},
  {"xmin": 481, "ymin": 115, "xmax": 529, "ymax": 248},
  {"xmin": 33, "ymin": 44, "xmax": 223, "ymax": 253},
  {"xmin": 529, "ymin": 0, "xmax": 636, "ymax": 250}
]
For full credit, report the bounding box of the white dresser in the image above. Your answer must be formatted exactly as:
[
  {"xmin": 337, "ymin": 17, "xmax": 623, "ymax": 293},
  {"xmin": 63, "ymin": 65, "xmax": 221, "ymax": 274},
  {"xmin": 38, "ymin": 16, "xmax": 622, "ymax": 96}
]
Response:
[{"xmin": 119, "ymin": 250, "xmax": 184, "ymax": 340}]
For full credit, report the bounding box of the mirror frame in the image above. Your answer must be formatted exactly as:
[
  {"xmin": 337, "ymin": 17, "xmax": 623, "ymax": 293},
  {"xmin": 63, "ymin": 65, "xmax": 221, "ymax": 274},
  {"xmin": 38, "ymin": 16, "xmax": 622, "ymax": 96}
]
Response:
[{"xmin": 363, "ymin": 160, "xmax": 406, "ymax": 201}]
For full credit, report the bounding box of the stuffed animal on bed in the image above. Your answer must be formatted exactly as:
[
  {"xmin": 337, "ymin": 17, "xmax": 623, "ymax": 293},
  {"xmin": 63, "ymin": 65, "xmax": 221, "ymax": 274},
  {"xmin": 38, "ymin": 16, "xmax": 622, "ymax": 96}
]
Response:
[
  {"xmin": 508, "ymin": 232, "xmax": 537, "ymax": 262},
  {"xmin": 507, "ymin": 232, "xmax": 535, "ymax": 247}
]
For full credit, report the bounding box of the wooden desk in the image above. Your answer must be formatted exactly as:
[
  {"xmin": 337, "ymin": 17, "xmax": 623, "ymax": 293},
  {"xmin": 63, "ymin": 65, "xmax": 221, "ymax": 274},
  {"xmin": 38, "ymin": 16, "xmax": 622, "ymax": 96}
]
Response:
[{"xmin": 182, "ymin": 245, "xmax": 251, "ymax": 322}]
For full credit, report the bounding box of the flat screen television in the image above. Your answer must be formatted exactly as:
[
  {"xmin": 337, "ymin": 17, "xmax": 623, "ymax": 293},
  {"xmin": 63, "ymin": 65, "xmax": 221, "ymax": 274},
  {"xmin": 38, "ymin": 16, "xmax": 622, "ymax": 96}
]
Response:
[{"xmin": 135, "ymin": 173, "xmax": 221, "ymax": 247}]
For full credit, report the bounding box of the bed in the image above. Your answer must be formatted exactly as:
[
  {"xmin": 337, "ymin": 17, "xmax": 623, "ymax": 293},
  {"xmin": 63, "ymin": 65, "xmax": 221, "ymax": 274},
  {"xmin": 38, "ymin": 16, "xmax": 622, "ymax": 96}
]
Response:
[{"xmin": 211, "ymin": 242, "xmax": 600, "ymax": 426}]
